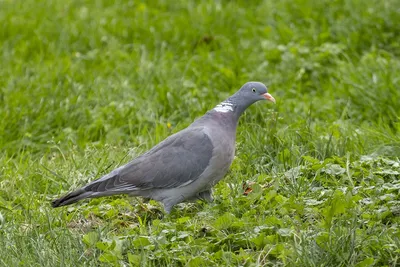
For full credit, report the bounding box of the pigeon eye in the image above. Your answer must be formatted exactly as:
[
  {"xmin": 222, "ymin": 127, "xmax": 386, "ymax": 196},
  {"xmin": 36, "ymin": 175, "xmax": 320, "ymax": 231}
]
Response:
[{"xmin": 252, "ymin": 88, "xmax": 256, "ymax": 93}]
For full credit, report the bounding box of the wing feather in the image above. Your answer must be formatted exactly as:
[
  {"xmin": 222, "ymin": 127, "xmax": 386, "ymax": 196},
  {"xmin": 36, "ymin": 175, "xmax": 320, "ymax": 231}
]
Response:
[{"xmin": 82, "ymin": 128, "xmax": 214, "ymax": 193}]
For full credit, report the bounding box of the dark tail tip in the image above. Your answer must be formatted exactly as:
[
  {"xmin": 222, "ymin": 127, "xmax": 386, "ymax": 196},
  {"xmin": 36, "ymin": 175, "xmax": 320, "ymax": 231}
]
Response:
[
  {"xmin": 51, "ymin": 197, "xmax": 66, "ymax": 208},
  {"xmin": 51, "ymin": 189, "xmax": 91, "ymax": 208}
]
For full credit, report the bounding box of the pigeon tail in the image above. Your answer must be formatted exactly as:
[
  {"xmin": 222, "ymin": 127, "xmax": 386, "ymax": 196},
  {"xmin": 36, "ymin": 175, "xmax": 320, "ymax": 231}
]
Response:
[{"xmin": 51, "ymin": 188, "xmax": 93, "ymax": 207}]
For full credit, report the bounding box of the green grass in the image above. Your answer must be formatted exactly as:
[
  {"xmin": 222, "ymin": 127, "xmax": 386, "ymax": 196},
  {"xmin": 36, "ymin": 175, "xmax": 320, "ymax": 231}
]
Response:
[{"xmin": 1, "ymin": 0, "xmax": 400, "ymax": 266}]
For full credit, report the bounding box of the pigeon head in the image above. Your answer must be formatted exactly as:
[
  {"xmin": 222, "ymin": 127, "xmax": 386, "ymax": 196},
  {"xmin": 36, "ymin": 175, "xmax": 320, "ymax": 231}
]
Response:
[
  {"xmin": 236, "ymin": 82, "xmax": 276, "ymax": 104},
  {"xmin": 212, "ymin": 82, "xmax": 275, "ymax": 119}
]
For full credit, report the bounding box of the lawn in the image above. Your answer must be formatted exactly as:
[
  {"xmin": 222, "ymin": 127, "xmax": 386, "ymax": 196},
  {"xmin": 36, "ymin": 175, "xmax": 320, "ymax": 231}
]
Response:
[{"xmin": 1, "ymin": 0, "xmax": 400, "ymax": 266}]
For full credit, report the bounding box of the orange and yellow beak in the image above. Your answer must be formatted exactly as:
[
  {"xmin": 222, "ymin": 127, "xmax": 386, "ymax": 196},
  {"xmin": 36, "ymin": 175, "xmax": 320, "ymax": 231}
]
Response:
[{"xmin": 262, "ymin": 93, "xmax": 276, "ymax": 103}]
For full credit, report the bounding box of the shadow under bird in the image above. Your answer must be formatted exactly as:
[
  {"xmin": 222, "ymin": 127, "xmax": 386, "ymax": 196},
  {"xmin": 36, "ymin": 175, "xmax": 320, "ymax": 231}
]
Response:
[{"xmin": 52, "ymin": 82, "xmax": 276, "ymax": 213}]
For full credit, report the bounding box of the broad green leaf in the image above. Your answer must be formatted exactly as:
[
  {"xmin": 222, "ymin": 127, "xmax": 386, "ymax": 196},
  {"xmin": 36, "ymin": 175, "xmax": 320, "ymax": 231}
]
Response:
[
  {"xmin": 82, "ymin": 231, "xmax": 99, "ymax": 247},
  {"xmin": 355, "ymin": 257, "xmax": 375, "ymax": 267}
]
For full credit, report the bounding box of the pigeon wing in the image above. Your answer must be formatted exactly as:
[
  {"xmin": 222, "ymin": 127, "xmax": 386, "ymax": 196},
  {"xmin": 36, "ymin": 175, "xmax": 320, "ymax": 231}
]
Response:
[{"xmin": 83, "ymin": 127, "xmax": 214, "ymax": 193}]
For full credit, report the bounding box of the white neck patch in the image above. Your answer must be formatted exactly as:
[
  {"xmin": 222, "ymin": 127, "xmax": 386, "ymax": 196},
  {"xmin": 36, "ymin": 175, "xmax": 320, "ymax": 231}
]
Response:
[{"xmin": 213, "ymin": 101, "xmax": 234, "ymax": 113}]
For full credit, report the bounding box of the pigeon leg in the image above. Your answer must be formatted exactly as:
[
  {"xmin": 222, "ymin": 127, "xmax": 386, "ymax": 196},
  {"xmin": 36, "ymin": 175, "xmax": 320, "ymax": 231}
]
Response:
[
  {"xmin": 163, "ymin": 195, "xmax": 186, "ymax": 214},
  {"xmin": 164, "ymin": 204, "xmax": 173, "ymax": 214},
  {"xmin": 198, "ymin": 189, "xmax": 214, "ymax": 202}
]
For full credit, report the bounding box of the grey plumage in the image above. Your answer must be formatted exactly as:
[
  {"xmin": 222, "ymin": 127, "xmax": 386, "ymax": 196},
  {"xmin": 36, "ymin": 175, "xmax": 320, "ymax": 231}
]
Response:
[{"xmin": 52, "ymin": 82, "xmax": 275, "ymax": 213}]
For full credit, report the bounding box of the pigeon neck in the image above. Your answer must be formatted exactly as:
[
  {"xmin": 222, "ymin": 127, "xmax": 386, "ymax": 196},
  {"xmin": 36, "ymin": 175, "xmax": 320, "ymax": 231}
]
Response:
[
  {"xmin": 213, "ymin": 100, "xmax": 234, "ymax": 113},
  {"xmin": 212, "ymin": 96, "xmax": 248, "ymax": 120}
]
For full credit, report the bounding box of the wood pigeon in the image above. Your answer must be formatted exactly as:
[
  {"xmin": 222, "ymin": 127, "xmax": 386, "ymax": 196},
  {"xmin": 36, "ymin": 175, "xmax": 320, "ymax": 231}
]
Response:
[{"xmin": 52, "ymin": 82, "xmax": 276, "ymax": 213}]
